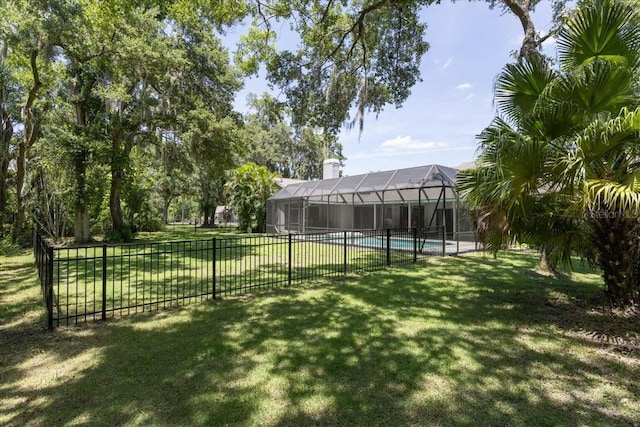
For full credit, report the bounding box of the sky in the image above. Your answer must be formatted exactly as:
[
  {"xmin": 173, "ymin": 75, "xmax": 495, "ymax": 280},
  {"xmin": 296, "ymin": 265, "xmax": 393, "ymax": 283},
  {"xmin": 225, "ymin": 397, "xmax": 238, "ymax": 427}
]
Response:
[{"xmin": 228, "ymin": 1, "xmax": 557, "ymax": 176}]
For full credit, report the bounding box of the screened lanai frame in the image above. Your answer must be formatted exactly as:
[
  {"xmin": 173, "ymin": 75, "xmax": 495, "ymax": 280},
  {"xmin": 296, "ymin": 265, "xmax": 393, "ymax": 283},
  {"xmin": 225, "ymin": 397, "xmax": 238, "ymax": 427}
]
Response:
[{"xmin": 267, "ymin": 164, "xmax": 475, "ymax": 243}]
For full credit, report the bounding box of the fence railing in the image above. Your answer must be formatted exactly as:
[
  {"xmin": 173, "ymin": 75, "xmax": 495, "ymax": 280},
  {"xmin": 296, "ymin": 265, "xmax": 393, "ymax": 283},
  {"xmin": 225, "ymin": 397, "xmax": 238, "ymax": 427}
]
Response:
[{"xmin": 33, "ymin": 226, "xmax": 455, "ymax": 329}]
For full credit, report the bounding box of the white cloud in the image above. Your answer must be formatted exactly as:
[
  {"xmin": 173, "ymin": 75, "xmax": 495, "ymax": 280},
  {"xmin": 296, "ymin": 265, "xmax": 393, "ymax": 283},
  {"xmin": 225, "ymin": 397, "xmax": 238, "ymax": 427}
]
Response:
[
  {"xmin": 380, "ymin": 135, "xmax": 449, "ymax": 153},
  {"xmin": 456, "ymin": 82, "xmax": 472, "ymax": 90},
  {"xmin": 464, "ymin": 92, "xmax": 475, "ymax": 101},
  {"xmin": 441, "ymin": 57, "xmax": 453, "ymax": 70}
]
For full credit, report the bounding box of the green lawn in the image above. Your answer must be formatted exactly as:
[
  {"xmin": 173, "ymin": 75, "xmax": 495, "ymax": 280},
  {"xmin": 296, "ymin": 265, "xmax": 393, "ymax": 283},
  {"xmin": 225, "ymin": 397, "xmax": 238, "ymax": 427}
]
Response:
[
  {"xmin": 40, "ymin": 226, "xmax": 416, "ymax": 325},
  {"xmin": 1, "ymin": 243, "xmax": 639, "ymax": 426}
]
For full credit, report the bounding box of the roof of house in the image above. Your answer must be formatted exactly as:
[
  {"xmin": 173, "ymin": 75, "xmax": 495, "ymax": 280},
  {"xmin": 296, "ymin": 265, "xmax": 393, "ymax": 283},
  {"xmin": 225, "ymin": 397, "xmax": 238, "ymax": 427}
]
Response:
[
  {"xmin": 455, "ymin": 161, "xmax": 476, "ymax": 170},
  {"xmin": 215, "ymin": 206, "xmax": 232, "ymax": 214},
  {"xmin": 269, "ymin": 164, "xmax": 458, "ymax": 203},
  {"xmin": 273, "ymin": 177, "xmax": 308, "ymax": 189}
]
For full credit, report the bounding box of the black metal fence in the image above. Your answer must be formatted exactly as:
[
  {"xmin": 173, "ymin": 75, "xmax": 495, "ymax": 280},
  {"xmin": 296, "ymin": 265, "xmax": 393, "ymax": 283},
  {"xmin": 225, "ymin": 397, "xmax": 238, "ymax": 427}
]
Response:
[{"xmin": 33, "ymin": 226, "xmax": 453, "ymax": 329}]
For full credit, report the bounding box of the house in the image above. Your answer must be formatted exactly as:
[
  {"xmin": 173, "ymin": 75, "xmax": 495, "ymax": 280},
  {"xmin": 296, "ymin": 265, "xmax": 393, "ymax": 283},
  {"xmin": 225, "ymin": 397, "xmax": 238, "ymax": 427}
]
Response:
[
  {"xmin": 213, "ymin": 206, "xmax": 237, "ymax": 225},
  {"xmin": 266, "ymin": 163, "xmax": 474, "ymax": 242}
]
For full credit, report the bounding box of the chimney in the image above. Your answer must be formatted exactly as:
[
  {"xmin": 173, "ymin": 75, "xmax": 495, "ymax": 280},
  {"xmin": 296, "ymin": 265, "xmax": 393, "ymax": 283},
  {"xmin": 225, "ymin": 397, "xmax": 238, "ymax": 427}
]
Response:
[{"xmin": 323, "ymin": 159, "xmax": 340, "ymax": 180}]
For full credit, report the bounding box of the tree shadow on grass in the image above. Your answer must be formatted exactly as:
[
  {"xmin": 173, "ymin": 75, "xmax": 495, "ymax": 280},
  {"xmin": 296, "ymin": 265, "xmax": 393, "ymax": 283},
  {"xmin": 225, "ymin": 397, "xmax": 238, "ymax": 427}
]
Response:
[
  {"xmin": 1, "ymin": 251, "xmax": 639, "ymax": 426},
  {"xmin": 0, "ymin": 252, "xmax": 44, "ymax": 329}
]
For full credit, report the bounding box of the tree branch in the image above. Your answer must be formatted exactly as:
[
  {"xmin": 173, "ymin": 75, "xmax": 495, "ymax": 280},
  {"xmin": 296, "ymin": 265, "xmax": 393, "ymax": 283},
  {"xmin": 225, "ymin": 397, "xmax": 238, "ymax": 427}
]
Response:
[
  {"xmin": 501, "ymin": 0, "xmax": 540, "ymax": 59},
  {"xmin": 326, "ymin": 0, "xmax": 395, "ymax": 61}
]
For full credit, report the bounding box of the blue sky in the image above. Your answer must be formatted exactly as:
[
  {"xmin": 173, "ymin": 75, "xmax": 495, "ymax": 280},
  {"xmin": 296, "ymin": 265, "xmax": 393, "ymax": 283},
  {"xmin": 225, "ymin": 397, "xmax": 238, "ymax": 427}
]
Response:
[{"xmin": 229, "ymin": 1, "xmax": 556, "ymax": 176}]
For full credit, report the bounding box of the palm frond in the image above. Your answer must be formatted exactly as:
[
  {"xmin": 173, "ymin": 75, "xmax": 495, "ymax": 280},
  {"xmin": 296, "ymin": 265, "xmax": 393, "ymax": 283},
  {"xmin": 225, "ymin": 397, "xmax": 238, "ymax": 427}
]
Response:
[
  {"xmin": 568, "ymin": 107, "xmax": 640, "ymax": 212},
  {"xmin": 557, "ymin": 0, "xmax": 640, "ymax": 71},
  {"xmin": 575, "ymin": 106, "xmax": 640, "ymax": 159},
  {"xmin": 583, "ymin": 179, "xmax": 640, "ymax": 213},
  {"xmin": 519, "ymin": 100, "xmax": 580, "ymax": 141},
  {"xmin": 494, "ymin": 56, "xmax": 557, "ymax": 125},
  {"xmin": 560, "ymin": 59, "xmax": 636, "ymax": 114},
  {"xmin": 476, "ymin": 117, "xmax": 522, "ymax": 155}
]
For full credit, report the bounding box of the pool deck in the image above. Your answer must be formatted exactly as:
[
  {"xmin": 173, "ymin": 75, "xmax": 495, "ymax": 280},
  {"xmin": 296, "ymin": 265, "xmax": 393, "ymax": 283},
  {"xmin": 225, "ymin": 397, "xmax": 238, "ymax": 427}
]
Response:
[
  {"xmin": 444, "ymin": 240, "xmax": 481, "ymax": 255},
  {"xmin": 294, "ymin": 232, "xmax": 481, "ymax": 256},
  {"xmin": 413, "ymin": 239, "xmax": 480, "ymax": 255}
]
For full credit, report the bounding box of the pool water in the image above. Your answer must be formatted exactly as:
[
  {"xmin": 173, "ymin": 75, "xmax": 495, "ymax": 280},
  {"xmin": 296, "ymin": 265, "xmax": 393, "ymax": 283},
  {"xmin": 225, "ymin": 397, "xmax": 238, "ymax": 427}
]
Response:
[{"xmin": 346, "ymin": 236, "xmax": 450, "ymax": 251}]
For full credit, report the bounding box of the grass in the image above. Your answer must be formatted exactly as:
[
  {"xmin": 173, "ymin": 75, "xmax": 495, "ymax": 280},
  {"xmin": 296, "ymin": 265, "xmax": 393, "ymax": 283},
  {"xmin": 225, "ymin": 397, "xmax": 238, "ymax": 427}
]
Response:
[
  {"xmin": 40, "ymin": 225, "xmax": 418, "ymax": 325},
  {"xmin": 135, "ymin": 223, "xmax": 240, "ymax": 242},
  {"xmin": 1, "ymin": 238, "xmax": 639, "ymax": 425}
]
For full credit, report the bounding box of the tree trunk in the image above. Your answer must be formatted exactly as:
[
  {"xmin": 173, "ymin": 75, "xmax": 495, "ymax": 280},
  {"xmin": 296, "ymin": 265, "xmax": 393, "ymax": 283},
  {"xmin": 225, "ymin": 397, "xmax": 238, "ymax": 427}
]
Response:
[
  {"xmin": 72, "ymin": 146, "xmax": 92, "ymax": 244},
  {"xmin": 74, "ymin": 203, "xmax": 91, "ymax": 243},
  {"xmin": 162, "ymin": 198, "xmax": 172, "ymax": 224},
  {"xmin": 12, "ymin": 48, "xmax": 43, "ymax": 243},
  {"xmin": 11, "ymin": 140, "xmax": 27, "ymax": 242},
  {"xmin": 202, "ymin": 205, "xmax": 212, "ymax": 227},
  {"xmin": 110, "ymin": 171, "xmax": 124, "ymax": 231},
  {"xmin": 592, "ymin": 215, "xmax": 638, "ymax": 306},
  {"xmin": 0, "ymin": 159, "xmax": 7, "ymax": 236},
  {"xmin": 69, "ymin": 64, "xmax": 96, "ymax": 245},
  {"xmin": 502, "ymin": 0, "xmax": 541, "ymax": 60},
  {"xmin": 535, "ymin": 249, "xmax": 557, "ymax": 276},
  {"xmin": 109, "ymin": 127, "xmax": 125, "ymax": 233},
  {"xmin": 0, "ymin": 107, "xmax": 12, "ymax": 237}
]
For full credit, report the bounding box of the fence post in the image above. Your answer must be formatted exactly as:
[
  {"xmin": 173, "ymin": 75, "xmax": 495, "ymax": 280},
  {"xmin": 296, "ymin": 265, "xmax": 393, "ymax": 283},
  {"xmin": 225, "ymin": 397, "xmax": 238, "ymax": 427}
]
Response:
[
  {"xmin": 46, "ymin": 244, "xmax": 54, "ymax": 330},
  {"xmin": 35, "ymin": 230, "xmax": 41, "ymax": 279},
  {"xmin": 288, "ymin": 233, "xmax": 292, "ymax": 286},
  {"xmin": 413, "ymin": 227, "xmax": 418, "ymax": 263},
  {"xmin": 102, "ymin": 243, "xmax": 107, "ymax": 321},
  {"xmin": 33, "ymin": 229, "xmax": 39, "ymax": 277},
  {"xmin": 343, "ymin": 231, "xmax": 347, "ymax": 274},
  {"xmin": 212, "ymin": 237, "xmax": 217, "ymax": 299},
  {"xmin": 386, "ymin": 228, "xmax": 391, "ymax": 266},
  {"xmin": 442, "ymin": 225, "xmax": 446, "ymax": 256}
]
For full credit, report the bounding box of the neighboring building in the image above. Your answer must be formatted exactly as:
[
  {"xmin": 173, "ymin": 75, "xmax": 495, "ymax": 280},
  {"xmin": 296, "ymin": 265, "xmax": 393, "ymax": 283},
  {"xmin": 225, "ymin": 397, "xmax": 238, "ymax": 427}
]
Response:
[
  {"xmin": 273, "ymin": 177, "xmax": 308, "ymax": 189},
  {"xmin": 214, "ymin": 206, "xmax": 237, "ymax": 225},
  {"xmin": 216, "ymin": 177, "xmax": 308, "ymax": 226},
  {"xmin": 266, "ymin": 163, "xmax": 474, "ymax": 241},
  {"xmin": 455, "ymin": 161, "xmax": 476, "ymax": 171}
]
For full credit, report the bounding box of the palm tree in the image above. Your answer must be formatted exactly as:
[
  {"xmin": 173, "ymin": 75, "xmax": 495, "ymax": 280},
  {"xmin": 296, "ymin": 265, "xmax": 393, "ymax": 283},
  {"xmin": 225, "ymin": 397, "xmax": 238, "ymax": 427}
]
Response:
[
  {"xmin": 224, "ymin": 163, "xmax": 279, "ymax": 233},
  {"xmin": 458, "ymin": 53, "xmax": 579, "ymax": 270},
  {"xmin": 459, "ymin": 0, "xmax": 640, "ymax": 305}
]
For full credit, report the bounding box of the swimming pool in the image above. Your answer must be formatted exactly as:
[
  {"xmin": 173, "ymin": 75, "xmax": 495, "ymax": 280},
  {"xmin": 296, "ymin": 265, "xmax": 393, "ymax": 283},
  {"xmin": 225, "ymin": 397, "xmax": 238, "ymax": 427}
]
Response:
[{"xmin": 344, "ymin": 235, "xmax": 450, "ymax": 251}]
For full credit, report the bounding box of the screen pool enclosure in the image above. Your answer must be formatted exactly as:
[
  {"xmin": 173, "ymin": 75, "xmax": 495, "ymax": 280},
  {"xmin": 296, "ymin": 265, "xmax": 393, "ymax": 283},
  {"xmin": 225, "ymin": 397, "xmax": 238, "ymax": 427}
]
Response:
[{"xmin": 267, "ymin": 164, "xmax": 476, "ymax": 250}]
